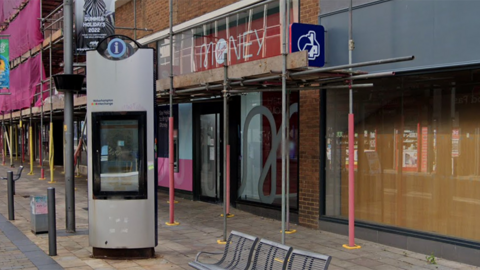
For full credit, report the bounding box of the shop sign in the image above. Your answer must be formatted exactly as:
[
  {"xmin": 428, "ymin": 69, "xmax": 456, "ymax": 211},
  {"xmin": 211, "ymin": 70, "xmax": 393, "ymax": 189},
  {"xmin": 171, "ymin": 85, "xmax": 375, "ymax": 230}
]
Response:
[
  {"xmin": 0, "ymin": 39, "xmax": 9, "ymax": 90},
  {"xmin": 194, "ymin": 12, "xmax": 282, "ymax": 71},
  {"xmin": 289, "ymin": 23, "xmax": 325, "ymax": 67}
]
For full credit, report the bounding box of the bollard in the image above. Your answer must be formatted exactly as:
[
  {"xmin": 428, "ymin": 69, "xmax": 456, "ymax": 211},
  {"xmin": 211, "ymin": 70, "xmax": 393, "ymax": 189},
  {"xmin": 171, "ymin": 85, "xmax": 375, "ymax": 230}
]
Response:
[
  {"xmin": 7, "ymin": 171, "xmax": 14, "ymax": 220},
  {"xmin": 47, "ymin": 187, "xmax": 57, "ymax": 256}
]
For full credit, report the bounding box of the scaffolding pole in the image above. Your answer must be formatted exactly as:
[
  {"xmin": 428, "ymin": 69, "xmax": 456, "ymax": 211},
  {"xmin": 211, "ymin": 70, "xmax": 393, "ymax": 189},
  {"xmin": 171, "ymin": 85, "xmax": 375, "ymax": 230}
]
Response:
[
  {"xmin": 14, "ymin": 120, "xmax": 17, "ymax": 161},
  {"xmin": 28, "ymin": 106, "xmax": 33, "ymax": 175},
  {"xmin": 40, "ymin": 43, "xmax": 45, "ymax": 180},
  {"xmin": 1, "ymin": 114, "xmax": 4, "ymax": 166},
  {"xmin": 64, "ymin": 0, "xmax": 76, "ymax": 233},
  {"xmin": 285, "ymin": 0, "xmax": 294, "ymax": 234},
  {"xmin": 134, "ymin": 0, "xmax": 137, "ymax": 40},
  {"xmin": 344, "ymin": 0, "xmax": 361, "ymax": 250},
  {"xmin": 9, "ymin": 111, "xmax": 12, "ymax": 167},
  {"xmin": 49, "ymin": 32, "xmax": 55, "ymax": 184},
  {"xmin": 221, "ymin": 56, "xmax": 229, "ymax": 243},
  {"xmin": 172, "ymin": 56, "xmax": 414, "ymax": 96},
  {"xmin": 280, "ymin": 0, "xmax": 287, "ymax": 245},
  {"xmin": 20, "ymin": 111, "xmax": 24, "ymax": 164},
  {"xmin": 166, "ymin": 0, "xmax": 179, "ymax": 227}
]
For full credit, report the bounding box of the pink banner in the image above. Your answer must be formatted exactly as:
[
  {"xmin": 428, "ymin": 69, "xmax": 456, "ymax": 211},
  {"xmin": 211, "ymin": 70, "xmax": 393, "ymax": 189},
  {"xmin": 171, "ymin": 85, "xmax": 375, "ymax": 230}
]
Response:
[
  {"xmin": 0, "ymin": 54, "xmax": 46, "ymax": 112},
  {"xmin": 1, "ymin": 0, "xmax": 43, "ymax": 60},
  {"xmin": 0, "ymin": 0, "xmax": 25, "ymax": 24}
]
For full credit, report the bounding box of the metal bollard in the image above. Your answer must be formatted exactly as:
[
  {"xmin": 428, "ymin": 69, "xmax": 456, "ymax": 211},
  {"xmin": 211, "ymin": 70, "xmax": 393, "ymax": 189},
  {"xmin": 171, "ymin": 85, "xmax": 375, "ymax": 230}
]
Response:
[
  {"xmin": 7, "ymin": 171, "xmax": 14, "ymax": 220},
  {"xmin": 47, "ymin": 187, "xmax": 57, "ymax": 256}
]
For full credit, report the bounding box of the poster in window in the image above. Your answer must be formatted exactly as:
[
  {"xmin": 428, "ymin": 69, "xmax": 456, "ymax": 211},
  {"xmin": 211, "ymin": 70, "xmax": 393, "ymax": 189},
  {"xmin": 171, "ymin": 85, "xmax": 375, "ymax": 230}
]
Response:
[
  {"xmin": 403, "ymin": 150, "xmax": 418, "ymax": 167},
  {"xmin": 452, "ymin": 128, "xmax": 460, "ymax": 157},
  {"xmin": 365, "ymin": 151, "xmax": 381, "ymax": 174},
  {"xmin": 421, "ymin": 127, "xmax": 428, "ymax": 172}
]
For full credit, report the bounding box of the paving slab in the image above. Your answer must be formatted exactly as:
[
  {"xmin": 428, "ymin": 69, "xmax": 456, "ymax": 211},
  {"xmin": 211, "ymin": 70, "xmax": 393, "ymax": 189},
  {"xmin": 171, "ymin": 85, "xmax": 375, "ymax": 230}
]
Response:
[{"xmin": 0, "ymin": 161, "xmax": 479, "ymax": 270}]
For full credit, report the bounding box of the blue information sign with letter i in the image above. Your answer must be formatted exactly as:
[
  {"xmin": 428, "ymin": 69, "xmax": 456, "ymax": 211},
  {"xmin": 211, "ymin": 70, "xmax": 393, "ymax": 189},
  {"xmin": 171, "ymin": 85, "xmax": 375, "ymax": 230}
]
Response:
[
  {"xmin": 289, "ymin": 23, "xmax": 325, "ymax": 67},
  {"xmin": 107, "ymin": 38, "xmax": 127, "ymax": 59}
]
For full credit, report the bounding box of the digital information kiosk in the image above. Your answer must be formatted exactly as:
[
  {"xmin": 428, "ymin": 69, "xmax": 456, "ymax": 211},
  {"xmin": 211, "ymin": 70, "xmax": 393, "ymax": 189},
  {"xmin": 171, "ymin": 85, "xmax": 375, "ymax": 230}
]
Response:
[{"xmin": 87, "ymin": 35, "xmax": 157, "ymax": 258}]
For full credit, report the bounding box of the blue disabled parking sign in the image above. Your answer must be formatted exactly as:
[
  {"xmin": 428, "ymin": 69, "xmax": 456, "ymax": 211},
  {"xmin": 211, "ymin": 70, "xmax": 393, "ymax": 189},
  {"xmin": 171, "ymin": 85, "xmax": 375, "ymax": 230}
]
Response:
[{"xmin": 290, "ymin": 23, "xmax": 325, "ymax": 67}]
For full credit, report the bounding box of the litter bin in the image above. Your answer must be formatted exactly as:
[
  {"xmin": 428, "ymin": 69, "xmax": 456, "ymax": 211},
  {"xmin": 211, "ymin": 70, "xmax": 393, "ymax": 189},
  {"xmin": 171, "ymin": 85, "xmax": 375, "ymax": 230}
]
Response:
[{"xmin": 30, "ymin": 195, "xmax": 48, "ymax": 234}]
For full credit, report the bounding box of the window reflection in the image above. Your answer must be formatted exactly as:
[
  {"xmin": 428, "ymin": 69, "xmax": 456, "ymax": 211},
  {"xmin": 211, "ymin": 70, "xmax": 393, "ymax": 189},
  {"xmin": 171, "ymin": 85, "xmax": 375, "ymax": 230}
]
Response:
[
  {"xmin": 325, "ymin": 69, "xmax": 480, "ymax": 241},
  {"xmin": 239, "ymin": 92, "xmax": 299, "ymax": 209},
  {"xmin": 99, "ymin": 119, "xmax": 140, "ymax": 192}
]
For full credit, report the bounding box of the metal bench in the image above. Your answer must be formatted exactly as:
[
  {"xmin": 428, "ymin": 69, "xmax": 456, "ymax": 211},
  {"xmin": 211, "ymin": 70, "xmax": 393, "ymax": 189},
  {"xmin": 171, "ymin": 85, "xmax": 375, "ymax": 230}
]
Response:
[
  {"xmin": 286, "ymin": 249, "xmax": 332, "ymax": 270},
  {"xmin": 250, "ymin": 239, "xmax": 293, "ymax": 270},
  {"xmin": 189, "ymin": 231, "xmax": 259, "ymax": 270},
  {"xmin": 0, "ymin": 166, "xmax": 24, "ymax": 181}
]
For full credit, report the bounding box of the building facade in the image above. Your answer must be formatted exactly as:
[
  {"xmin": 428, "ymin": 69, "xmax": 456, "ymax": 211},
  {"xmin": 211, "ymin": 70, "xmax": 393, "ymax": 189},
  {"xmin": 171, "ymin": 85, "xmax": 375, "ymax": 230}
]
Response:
[{"xmin": 116, "ymin": 1, "xmax": 480, "ymax": 265}]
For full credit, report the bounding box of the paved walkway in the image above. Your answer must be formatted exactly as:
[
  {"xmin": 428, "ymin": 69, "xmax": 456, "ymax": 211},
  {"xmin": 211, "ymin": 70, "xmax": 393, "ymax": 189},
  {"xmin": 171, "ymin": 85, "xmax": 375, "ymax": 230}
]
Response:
[{"xmin": 0, "ymin": 159, "xmax": 478, "ymax": 270}]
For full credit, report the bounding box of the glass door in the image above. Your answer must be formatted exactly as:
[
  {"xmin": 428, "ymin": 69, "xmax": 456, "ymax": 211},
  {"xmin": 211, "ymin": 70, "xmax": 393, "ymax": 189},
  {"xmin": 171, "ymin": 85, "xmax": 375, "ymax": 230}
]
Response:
[{"xmin": 199, "ymin": 113, "xmax": 221, "ymax": 201}]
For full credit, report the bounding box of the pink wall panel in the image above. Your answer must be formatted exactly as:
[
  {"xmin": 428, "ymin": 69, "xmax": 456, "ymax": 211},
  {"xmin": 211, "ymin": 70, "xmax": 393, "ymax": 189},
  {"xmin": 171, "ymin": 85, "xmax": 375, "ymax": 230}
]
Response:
[{"xmin": 157, "ymin": 158, "xmax": 193, "ymax": 191}]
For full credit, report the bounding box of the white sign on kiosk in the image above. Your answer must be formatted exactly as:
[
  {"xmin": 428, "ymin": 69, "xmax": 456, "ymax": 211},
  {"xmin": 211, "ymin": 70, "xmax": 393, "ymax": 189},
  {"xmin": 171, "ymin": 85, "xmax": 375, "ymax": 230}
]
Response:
[{"xmin": 87, "ymin": 35, "xmax": 157, "ymax": 258}]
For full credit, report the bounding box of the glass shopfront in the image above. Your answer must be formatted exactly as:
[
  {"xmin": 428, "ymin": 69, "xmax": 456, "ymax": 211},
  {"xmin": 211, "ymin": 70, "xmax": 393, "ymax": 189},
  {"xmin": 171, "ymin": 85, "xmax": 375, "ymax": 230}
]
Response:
[
  {"xmin": 325, "ymin": 68, "xmax": 480, "ymax": 241},
  {"xmin": 154, "ymin": 0, "xmax": 301, "ymax": 209},
  {"xmin": 239, "ymin": 92, "xmax": 299, "ymax": 209}
]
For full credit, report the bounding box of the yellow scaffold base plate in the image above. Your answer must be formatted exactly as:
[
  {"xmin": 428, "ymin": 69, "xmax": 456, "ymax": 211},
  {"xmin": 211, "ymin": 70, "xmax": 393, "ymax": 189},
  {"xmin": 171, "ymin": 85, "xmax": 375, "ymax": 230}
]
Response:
[
  {"xmin": 280, "ymin": 229, "xmax": 297, "ymax": 234},
  {"xmin": 167, "ymin": 201, "xmax": 179, "ymax": 204},
  {"xmin": 165, "ymin": 221, "xmax": 180, "ymax": 226},
  {"xmin": 343, "ymin": 244, "xmax": 362, "ymax": 250},
  {"xmin": 217, "ymin": 240, "xmax": 227, "ymax": 245},
  {"xmin": 220, "ymin": 214, "xmax": 235, "ymax": 218}
]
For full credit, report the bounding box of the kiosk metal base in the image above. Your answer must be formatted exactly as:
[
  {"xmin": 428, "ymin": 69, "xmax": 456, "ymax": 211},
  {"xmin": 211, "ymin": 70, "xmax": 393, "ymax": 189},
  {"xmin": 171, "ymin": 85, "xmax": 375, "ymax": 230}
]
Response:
[{"xmin": 92, "ymin": 247, "xmax": 155, "ymax": 259}]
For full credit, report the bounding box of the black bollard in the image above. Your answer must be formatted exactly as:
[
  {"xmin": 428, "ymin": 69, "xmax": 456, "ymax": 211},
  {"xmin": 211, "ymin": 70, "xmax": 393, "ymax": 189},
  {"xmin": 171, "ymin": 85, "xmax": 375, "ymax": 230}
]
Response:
[
  {"xmin": 48, "ymin": 187, "xmax": 57, "ymax": 256},
  {"xmin": 7, "ymin": 171, "xmax": 13, "ymax": 220}
]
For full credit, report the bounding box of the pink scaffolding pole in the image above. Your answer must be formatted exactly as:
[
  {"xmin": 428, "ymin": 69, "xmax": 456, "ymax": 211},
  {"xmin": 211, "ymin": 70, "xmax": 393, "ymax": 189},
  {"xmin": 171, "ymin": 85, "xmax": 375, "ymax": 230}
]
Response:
[
  {"xmin": 344, "ymin": 0, "xmax": 360, "ymax": 250},
  {"xmin": 166, "ymin": 0, "xmax": 178, "ymax": 226},
  {"xmin": 226, "ymin": 145, "xmax": 230, "ymax": 215},
  {"xmin": 168, "ymin": 117, "xmax": 175, "ymax": 224}
]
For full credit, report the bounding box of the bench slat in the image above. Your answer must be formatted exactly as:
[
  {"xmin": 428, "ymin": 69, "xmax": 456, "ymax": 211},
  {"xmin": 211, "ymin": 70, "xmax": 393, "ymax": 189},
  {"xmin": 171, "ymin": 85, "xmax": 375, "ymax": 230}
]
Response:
[
  {"xmin": 287, "ymin": 249, "xmax": 332, "ymax": 270},
  {"xmin": 189, "ymin": 230, "xmax": 259, "ymax": 270},
  {"xmin": 250, "ymin": 239, "xmax": 292, "ymax": 270}
]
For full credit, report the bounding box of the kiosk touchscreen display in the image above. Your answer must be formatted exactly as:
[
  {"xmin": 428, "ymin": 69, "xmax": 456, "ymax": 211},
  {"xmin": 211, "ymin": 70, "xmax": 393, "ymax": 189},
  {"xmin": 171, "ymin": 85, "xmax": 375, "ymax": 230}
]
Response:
[{"xmin": 92, "ymin": 112, "xmax": 147, "ymax": 199}]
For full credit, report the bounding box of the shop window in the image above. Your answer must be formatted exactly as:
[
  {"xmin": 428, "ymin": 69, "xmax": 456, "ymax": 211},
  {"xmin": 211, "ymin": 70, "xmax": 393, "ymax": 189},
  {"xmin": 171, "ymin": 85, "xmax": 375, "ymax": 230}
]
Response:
[{"xmin": 324, "ymin": 70, "xmax": 480, "ymax": 242}]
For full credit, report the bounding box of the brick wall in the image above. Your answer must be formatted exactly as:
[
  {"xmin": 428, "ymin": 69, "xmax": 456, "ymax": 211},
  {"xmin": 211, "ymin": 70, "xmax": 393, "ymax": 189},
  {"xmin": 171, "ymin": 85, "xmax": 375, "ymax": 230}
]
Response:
[
  {"xmin": 115, "ymin": 0, "xmax": 238, "ymax": 40},
  {"xmin": 298, "ymin": 0, "xmax": 321, "ymax": 229}
]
